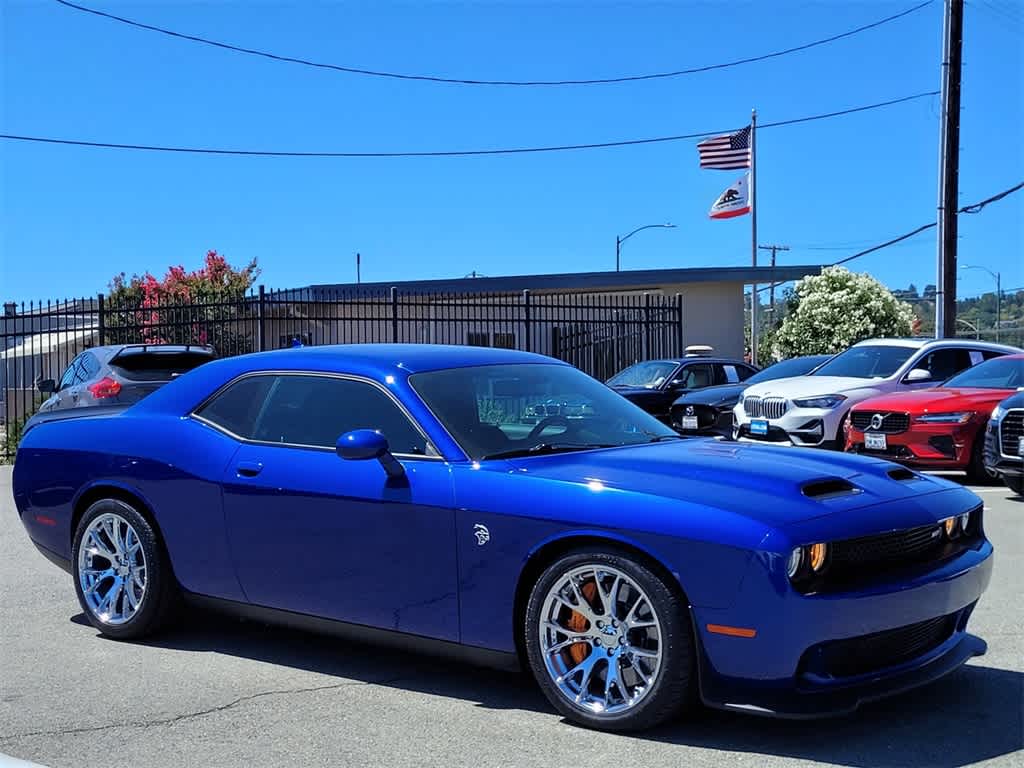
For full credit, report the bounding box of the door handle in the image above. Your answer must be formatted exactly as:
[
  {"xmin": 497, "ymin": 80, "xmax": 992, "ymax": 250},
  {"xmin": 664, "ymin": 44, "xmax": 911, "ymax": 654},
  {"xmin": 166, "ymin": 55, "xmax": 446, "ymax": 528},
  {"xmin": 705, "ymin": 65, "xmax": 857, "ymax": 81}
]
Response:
[{"xmin": 236, "ymin": 461, "xmax": 264, "ymax": 478}]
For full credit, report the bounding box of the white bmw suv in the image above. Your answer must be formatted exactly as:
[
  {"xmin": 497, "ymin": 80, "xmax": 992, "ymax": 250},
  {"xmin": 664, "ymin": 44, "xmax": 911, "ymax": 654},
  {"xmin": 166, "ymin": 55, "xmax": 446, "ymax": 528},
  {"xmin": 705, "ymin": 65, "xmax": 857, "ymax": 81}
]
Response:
[{"xmin": 733, "ymin": 337, "xmax": 1021, "ymax": 449}]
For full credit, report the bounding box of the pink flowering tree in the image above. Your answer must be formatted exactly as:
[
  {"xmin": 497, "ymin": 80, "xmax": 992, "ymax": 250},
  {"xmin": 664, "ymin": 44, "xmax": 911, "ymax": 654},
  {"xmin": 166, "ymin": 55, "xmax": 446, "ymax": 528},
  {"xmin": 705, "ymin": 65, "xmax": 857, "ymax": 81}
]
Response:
[{"xmin": 106, "ymin": 251, "xmax": 260, "ymax": 354}]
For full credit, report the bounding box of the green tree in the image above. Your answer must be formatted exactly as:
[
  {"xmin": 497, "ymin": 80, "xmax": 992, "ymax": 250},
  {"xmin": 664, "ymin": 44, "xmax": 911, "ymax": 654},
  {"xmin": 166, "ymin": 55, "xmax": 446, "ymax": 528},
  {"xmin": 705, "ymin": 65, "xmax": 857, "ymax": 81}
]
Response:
[{"xmin": 771, "ymin": 266, "xmax": 913, "ymax": 359}]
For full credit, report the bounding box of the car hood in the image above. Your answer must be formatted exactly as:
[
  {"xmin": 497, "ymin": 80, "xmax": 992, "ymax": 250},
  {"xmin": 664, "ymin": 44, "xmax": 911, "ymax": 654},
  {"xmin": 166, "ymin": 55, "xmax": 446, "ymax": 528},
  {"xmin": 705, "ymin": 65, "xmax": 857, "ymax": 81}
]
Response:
[
  {"xmin": 673, "ymin": 383, "xmax": 744, "ymax": 407},
  {"xmin": 743, "ymin": 375, "xmax": 893, "ymax": 400},
  {"xmin": 851, "ymin": 387, "xmax": 1017, "ymax": 414},
  {"xmin": 503, "ymin": 439, "xmax": 956, "ymax": 527}
]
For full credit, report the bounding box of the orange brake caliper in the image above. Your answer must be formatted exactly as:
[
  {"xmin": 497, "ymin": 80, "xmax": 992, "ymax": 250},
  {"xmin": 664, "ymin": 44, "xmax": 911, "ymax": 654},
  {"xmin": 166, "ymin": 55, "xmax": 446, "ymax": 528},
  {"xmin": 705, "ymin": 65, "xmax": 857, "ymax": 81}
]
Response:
[{"xmin": 567, "ymin": 580, "xmax": 597, "ymax": 665}]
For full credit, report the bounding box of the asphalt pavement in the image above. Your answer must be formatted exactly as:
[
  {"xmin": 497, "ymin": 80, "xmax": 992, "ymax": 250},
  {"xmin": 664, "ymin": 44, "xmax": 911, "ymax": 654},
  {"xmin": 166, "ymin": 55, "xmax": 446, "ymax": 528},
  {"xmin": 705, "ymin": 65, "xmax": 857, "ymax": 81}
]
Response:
[{"xmin": 1, "ymin": 465, "xmax": 1021, "ymax": 768}]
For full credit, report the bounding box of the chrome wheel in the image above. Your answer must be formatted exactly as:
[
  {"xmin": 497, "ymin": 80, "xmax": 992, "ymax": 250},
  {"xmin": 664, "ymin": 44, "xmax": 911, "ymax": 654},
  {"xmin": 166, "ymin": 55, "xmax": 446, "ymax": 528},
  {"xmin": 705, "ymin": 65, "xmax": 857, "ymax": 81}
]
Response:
[
  {"xmin": 539, "ymin": 564, "xmax": 663, "ymax": 716},
  {"xmin": 77, "ymin": 512, "xmax": 147, "ymax": 625}
]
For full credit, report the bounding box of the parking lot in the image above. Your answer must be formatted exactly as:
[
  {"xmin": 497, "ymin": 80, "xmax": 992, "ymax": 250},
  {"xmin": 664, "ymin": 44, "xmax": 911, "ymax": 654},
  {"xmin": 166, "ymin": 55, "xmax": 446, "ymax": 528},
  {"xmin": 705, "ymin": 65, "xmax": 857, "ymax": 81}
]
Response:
[{"xmin": 0, "ymin": 465, "xmax": 1021, "ymax": 768}]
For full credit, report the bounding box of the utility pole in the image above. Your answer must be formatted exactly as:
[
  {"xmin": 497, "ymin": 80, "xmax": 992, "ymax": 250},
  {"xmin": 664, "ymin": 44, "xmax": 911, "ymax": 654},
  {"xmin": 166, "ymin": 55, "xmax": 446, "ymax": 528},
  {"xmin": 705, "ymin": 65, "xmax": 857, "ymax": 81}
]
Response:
[
  {"xmin": 935, "ymin": 0, "xmax": 964, "ymax": 338},
  {"xmin": 356, "ymin": 252, "xmax": 361, "ymax": 284},
  {"xmin": 758, "ymin": 244, "xmax": 789, "ymax": 321}
]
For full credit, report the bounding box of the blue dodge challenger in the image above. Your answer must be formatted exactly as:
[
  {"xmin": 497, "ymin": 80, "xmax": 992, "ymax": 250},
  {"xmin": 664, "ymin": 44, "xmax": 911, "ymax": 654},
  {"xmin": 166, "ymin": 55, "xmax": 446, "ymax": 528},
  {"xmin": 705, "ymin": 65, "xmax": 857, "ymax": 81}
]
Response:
[{"xmin": 12, "ymin": 345, "xmax": 992, "ymax": 731}]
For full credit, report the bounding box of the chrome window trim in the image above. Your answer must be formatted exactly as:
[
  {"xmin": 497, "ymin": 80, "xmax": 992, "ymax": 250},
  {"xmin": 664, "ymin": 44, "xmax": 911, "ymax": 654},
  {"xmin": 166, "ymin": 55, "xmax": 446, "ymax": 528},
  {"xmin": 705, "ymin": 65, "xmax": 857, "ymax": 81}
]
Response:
[{"xmin": 189, "ymin": 370, "xmax": 443, "ymax": 461}]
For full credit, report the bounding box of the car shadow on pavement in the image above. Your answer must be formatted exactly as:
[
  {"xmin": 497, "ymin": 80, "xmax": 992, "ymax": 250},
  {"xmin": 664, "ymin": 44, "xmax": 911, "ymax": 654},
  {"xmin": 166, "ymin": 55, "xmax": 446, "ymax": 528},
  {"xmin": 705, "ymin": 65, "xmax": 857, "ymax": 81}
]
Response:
[{"xmin": 76, "ymin": 609, "xmax": 1024, "ymax": 768}]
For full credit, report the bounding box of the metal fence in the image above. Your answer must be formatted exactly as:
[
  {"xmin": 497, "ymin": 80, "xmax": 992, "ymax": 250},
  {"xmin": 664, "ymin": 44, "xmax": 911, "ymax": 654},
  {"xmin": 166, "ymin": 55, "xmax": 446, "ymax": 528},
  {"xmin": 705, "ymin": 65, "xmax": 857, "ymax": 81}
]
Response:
[{"xmin": 1, "ymin": 287, "xmax": 685, "ymax": 460}]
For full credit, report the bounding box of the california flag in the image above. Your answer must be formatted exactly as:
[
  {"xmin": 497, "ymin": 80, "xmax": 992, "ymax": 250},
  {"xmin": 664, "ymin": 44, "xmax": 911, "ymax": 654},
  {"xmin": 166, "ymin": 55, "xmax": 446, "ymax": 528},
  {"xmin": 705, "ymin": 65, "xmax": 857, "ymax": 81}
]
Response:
[{"xmin": 709, "ymin": 174, "xmax": 750, "ymax": 219}]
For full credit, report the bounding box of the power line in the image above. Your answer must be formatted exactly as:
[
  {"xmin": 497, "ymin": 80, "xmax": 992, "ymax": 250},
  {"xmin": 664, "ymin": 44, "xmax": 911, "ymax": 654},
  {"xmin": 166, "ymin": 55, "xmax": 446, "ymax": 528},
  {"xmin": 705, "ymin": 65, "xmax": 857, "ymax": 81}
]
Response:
[
  {"xmin": 753, "ymin": 180, "xmax": 1024, "ymax": 293},
  {"xmin": 0, "ymin": 91, "xmax": 938, "ymax": 158},
  {"xmin": 53, "ymin": 0, "xmax": 933, "ymax": 87}
]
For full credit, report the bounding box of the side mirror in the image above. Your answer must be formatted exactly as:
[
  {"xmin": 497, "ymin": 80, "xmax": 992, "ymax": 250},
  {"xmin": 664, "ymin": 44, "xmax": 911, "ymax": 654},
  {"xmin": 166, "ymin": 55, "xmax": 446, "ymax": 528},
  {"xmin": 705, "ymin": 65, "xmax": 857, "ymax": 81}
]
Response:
[
  {"xmin": 36, "ymin": 379, "xmax": 56, "ymax": 394},
  {"xmin": 336, "ymin": 429, "xmax": 405, "ymax": 481},
  {"xmin": 669, "ymin": 379, "xmax": 688, "ymax": 390},
  {"xmin": 905, "ymin": 368, "xmax": 933, "ymax": 383}
]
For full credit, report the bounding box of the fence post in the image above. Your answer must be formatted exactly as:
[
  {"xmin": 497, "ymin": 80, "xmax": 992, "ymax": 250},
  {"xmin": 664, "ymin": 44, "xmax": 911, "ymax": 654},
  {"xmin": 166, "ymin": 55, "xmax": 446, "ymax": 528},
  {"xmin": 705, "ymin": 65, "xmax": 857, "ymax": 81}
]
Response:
[
  {"xmin": 522, "ymin": 290, "xmax": 532, "ymax": 352},
  {"xmin": 391, "ymin": 287, "xmax": 399, "ymax": 343},
  {"xmin": 257, "ymin": 285, "xmax": 266, "ymax": 352},
  {"xmin": 675, "ymin": 293, "xmax": 684, "ymax": 355},
  {"xmin": 643, "ymin": 293, "xmax": 651, "ymax": 360},
  {"xmin": 96, "ymin": 293, "xmax": 106, "ymax": 346}
]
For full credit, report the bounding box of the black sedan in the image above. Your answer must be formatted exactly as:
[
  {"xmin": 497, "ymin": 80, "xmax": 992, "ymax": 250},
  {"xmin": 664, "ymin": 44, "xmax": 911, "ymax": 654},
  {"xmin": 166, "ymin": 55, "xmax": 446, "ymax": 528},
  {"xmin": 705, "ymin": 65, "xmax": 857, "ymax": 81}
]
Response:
[
  {"xmin": 669, "ymin": 354, "xmax": 832, "ymax": 436},
  {"xmin": 606, "ymin": 355, "xmax": 758, "ymax": 423},
  {"xmin": 28, "ymin": 344, "xmax": 215, "ymax": 427}
]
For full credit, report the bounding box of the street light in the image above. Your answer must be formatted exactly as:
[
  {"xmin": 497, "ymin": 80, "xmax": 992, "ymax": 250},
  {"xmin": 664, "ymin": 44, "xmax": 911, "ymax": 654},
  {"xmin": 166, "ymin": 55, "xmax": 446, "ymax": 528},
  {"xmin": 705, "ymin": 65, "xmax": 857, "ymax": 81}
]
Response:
[
  {"xmin": 960, "ymin": 264, "xmax": 1001, "ymax": 341},
  {"xmin": 616, "ymin": 223, "xmax": 676, "ymax": 272}
]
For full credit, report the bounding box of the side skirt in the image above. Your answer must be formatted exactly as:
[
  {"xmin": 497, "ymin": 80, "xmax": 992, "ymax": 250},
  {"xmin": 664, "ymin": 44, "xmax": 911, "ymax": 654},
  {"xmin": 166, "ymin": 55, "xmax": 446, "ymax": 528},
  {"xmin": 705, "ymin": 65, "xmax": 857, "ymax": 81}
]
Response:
[{"xmin": 183, "ymin": 593, "xmax": 523, "ymax": 673}]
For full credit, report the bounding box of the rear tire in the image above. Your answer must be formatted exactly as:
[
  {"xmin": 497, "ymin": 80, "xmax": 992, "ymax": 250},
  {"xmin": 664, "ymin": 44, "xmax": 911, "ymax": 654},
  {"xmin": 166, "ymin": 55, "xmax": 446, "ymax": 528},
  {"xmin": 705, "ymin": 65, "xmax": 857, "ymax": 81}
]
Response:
[
  {"xmin": 524, "ymin": 548, "xmax": 695, "ymax": 732},
  {"xmin": 72, "ymin": 499, "xmax": 178, "ymax": 640}
]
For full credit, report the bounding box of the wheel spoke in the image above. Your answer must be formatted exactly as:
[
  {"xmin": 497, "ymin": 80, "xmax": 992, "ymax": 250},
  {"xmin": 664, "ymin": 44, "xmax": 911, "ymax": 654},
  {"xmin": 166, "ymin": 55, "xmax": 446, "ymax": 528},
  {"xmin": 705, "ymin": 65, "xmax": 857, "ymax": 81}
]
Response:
[
  {"xmin": 546, "ymin": 635, "xmax": 594, "ymax": 655},
  {"xmin": 604, "ymin": 655, "xmax": 625, "ymax": 704},
  {"xmin": 86, "ymin": 531, "xmax": 116, "ymax": 563},
  {"xmin": 596, "ymin": 573, "xmax": 621, "ymax": 619},
  {"xmin": 568, "ymin": 578, "xmax": 597, "ymax": 622}
]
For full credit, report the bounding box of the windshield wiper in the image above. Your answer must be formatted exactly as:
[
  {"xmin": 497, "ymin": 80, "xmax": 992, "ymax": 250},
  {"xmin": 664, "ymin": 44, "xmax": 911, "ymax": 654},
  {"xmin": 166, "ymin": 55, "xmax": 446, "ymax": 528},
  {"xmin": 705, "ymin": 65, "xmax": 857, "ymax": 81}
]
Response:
[
  {"xmin": 481, "ymin": 442, "xmax": 617, "ymax": 460},
  {"xmin": 647, "ymin": 434, "xmax": 684, "ymax": 443}
]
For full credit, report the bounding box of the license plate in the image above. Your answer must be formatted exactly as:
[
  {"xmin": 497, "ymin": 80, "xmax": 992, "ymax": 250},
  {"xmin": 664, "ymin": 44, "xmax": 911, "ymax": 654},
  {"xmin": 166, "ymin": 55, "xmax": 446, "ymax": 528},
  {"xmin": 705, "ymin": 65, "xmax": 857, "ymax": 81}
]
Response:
[
  {"xmin": 1018, "ymin": 437, "xmax": 1024, "ymax": 457},
  {"xmin": 750, "ymin": 419, "xmax": 768, "ymax": 436},
  {"xmin": 681, "ymin": 416, "xmax": 699, "ymax": 430},
  {"xmin": 865, "ymin": 432, "xmax": 888, "ymax": 451}
]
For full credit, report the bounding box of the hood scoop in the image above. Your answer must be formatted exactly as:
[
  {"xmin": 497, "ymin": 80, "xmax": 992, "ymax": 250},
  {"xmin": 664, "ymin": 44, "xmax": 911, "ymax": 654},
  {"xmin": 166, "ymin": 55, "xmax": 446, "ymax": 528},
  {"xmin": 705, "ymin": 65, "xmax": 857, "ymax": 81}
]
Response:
[
  {"xmin": 887, "ymin": 467, "xmax": 917, "ymax": 481},
  {"xmin": 802, "ymin": 478, "xmax": 862, "ymax": 500}
]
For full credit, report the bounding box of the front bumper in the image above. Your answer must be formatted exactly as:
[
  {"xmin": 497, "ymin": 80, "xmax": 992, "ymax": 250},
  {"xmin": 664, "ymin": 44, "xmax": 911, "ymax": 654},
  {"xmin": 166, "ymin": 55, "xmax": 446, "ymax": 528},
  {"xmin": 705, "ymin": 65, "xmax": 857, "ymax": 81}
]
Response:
[
  {"xmin": 846, "ymin": 421, "xmax": 982, "ymax": 470},
  {"xmin": 984, "ymin": 423, "xmax": 1023, "ymax": 477},
  {"xmin": 733, "ymin": 404, "xmax": 845, "ymax": 448},
  {"xmin": 693, "ymin": 533, "xmax": 993, "ymax": 718}
]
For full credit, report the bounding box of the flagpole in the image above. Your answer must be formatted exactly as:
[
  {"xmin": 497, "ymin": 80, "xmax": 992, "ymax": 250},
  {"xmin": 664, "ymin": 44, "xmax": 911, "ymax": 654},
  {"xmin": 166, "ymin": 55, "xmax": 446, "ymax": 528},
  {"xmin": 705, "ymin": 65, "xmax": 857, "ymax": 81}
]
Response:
[{"xmin": 750, "ymin": 108, "xmax": 758, "ymax": 366}]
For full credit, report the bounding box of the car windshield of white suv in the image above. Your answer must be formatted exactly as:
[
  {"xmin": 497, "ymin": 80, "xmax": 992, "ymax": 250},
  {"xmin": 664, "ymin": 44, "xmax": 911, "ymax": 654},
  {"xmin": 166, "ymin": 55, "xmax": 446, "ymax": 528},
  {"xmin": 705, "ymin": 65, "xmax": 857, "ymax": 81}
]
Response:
[
  {"xmin": 942, "ymin": 356, "xmax": 1024, "ymax": 389},
  {"xmin": 810, "ymin": 345, "xmax": 916, "ymax": 379},
  {"xmin": 606, "ymin": 361, "xmax": 678, "ymax": 389}
]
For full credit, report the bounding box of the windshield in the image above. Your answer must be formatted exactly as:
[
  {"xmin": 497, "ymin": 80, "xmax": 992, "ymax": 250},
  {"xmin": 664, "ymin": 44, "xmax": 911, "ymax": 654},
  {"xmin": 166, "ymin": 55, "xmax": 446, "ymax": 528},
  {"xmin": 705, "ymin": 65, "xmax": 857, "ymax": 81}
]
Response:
[
  {"xmin": 746, "ymin": 355, "xmax": 829, "ymax": 384},
  {"xmin": 606, "ymin": 361, "xmax": 678, "ymax": 389},
  {"xmin": 811, "ymin": 345, "xmax": 916, "ymax": 379},
  {"xmin": 942, "ymin": 356, "xmax": 1023, "ymax": 389},
  {"xmin": 411, "ymin": 363, "xmax": 678, "ymax": 460}
]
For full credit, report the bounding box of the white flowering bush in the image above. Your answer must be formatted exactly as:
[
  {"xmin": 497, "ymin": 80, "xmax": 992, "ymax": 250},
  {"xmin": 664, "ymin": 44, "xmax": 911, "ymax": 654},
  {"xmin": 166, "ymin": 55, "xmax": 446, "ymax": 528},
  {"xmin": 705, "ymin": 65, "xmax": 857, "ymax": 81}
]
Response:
[{"xmin": 771, "ymin": 266, "xmax": 914, "ymax": 359}]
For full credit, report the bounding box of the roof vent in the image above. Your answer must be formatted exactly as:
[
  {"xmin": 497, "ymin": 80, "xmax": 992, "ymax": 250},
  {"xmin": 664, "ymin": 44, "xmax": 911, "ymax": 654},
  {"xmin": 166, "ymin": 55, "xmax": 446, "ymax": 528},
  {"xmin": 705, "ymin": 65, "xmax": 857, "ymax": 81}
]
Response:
[{"xmin": 802, "ymin": 478, "xmax": 860, "ymax": 499}]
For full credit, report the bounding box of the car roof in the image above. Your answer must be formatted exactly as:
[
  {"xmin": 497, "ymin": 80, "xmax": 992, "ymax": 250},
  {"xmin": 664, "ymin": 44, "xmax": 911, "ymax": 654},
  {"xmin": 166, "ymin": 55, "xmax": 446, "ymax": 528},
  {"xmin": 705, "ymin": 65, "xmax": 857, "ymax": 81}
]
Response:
[
  {"xmin": 218, "ymin": 344, "xmax": 560, "ymax": 375},
  {"xmin": 851, "ymin": 337, "xmax": 1021, "ymax": 353}
]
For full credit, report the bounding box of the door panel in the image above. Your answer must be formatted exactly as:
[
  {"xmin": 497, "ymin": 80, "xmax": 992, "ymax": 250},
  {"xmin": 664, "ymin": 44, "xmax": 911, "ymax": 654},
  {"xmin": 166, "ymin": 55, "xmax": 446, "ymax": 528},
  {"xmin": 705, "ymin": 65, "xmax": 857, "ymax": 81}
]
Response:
[{"xmin": 222, "ymin": 445, "xmax": 459, "ymax": 641}]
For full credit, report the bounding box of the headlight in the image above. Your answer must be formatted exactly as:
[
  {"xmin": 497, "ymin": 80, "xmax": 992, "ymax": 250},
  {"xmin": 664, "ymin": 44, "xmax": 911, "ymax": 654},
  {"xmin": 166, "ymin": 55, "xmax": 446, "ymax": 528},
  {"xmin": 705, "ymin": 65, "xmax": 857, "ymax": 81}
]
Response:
[
  {"xmin": 786, "ymin": 548, "xmax": 803, "ymax": 578},
  {"xmin": 807, "ymin": 543, "xmax": 828, "ymax": 571},
  {"xmin": 958, "ymin": 510, "xmax": 972, "ymax": 533},
  {"xmin": 943, "ymin": 516, "xmax": 958, "ymax": 538},
  {"xmin": 738, "ymin": 392, "xmax": 746, "ymax": 405},
  {"xmin": 916, "ymin": 412, "xmax": 974, "ymax": 424},
  {"xmin": 793, "ymin": 394, "xmax": 847, "ymax": 409},
  {"xmin": 991, "ymin": 404, "xmax": 1006, "ymax": 422},
  {"xmin": 787, "ymin": 543, "xmax": 829, "ymax": 580}
]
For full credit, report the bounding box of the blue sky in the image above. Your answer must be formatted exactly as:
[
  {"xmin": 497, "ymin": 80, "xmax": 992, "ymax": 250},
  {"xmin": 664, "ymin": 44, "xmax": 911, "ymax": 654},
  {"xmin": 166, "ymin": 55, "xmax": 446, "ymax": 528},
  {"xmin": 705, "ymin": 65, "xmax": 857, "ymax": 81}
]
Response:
[{"xmin": 1, "ymin": 0, "xmax": 1021, "ymax": 303}]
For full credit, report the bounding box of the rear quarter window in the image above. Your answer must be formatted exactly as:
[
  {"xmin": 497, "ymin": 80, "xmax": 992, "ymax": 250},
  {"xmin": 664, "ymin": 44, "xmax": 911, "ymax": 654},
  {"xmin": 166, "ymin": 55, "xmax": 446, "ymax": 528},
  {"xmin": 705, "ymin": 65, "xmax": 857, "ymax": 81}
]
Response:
[{"xmin": 195, "ymin": 376, "xmax": 276, "ymax": 438}]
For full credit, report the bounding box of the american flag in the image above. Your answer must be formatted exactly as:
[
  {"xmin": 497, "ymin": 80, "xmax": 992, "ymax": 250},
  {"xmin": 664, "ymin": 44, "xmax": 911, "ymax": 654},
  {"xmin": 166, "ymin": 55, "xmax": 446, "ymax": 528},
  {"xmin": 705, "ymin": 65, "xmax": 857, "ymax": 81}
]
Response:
[{"xmin": 697, "ymin": 125, "xmax": 751, "ymax": 170}]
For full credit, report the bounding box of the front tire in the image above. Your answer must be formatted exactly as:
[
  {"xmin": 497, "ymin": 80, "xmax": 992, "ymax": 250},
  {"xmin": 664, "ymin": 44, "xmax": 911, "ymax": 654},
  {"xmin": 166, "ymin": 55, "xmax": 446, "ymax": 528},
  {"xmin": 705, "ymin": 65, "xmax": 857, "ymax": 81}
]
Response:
[
  {"xmin": 72, "ymin": 499, "xmax": 178, "ymax": 639},
  {"xmin": 1004, "ymin": 474, "xmax": 1024, "ymax": 496},
  {"xmin": 524, "ymin": 549, "xmax": 694, "ymax": 732},
  {"xmin": 966, "ymin": 431, "xmax": 1000, "ymax": 485}
]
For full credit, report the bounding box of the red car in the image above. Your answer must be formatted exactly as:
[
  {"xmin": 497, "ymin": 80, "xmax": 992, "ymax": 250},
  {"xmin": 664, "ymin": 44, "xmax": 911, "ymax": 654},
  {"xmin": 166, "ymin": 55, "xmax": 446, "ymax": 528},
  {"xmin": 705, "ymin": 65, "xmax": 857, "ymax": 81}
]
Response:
[{"xmin": 846, "ymin": 353, "xmax": 1024, "ymax": 482}]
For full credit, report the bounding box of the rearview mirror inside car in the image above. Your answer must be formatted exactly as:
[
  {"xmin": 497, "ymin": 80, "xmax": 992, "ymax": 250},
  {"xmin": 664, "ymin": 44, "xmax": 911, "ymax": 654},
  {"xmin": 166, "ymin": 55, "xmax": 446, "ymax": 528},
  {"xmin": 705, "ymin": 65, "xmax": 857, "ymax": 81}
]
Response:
[
  {"xmin": 336, "ymin": 429, "xmax": 405, "ymax": 481},
  {"xmin": 36, "ymin": 378, "xmax": 56, "ymax": 394}
]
